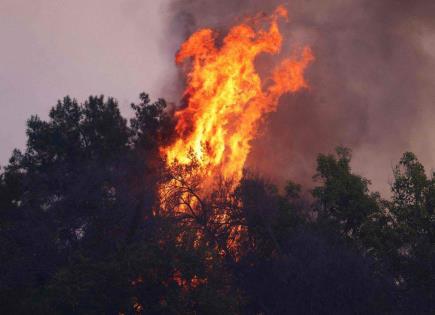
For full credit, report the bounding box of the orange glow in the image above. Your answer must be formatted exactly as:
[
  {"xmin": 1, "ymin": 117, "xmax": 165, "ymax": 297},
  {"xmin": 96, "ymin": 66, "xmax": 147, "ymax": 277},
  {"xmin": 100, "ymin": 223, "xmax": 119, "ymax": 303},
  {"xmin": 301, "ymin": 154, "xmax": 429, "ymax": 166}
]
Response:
[{"xmin": 162, "ymin": 5, "xmax": 313, "ymax": 194}]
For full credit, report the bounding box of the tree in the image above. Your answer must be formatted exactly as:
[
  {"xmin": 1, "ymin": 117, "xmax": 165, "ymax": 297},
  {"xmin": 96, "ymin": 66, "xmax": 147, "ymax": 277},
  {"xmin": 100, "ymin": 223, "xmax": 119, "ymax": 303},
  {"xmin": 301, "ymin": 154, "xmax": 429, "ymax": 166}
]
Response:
[
  {"xmin": 388, "ymin": 152, "xmax": 435, "ymax": 312},
  {"xmin": 313, "ymin": 147, "xmax": 380, "ymax": 240},
  {"xmin": 0, "ymin": 94, "xmax": 178, "ymax": 313}
]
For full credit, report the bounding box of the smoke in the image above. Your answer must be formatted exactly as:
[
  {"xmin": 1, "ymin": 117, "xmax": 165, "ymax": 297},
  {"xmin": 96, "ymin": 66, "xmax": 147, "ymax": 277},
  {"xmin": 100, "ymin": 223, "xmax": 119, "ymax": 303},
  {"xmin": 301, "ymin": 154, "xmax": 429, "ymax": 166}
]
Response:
[{"xmin": 164, "ymin": 0, "xmax": 435, "ymax": 193}]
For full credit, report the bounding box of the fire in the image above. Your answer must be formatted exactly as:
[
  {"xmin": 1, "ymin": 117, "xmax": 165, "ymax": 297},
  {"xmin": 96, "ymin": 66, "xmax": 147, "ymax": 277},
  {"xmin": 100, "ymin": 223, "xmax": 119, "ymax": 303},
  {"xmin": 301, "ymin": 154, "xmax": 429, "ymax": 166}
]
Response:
[{"xmin": 162, "ymin": 5, "xmax": 314, "ymax": 195}]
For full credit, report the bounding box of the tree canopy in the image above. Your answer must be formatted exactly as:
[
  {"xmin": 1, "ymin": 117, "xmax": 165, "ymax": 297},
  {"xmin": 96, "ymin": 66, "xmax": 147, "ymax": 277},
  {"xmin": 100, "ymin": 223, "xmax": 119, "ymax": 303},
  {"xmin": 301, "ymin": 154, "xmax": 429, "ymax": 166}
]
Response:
[{"xmin": 0, "ymin": 94, "xmax": 433, "ymax": 314}]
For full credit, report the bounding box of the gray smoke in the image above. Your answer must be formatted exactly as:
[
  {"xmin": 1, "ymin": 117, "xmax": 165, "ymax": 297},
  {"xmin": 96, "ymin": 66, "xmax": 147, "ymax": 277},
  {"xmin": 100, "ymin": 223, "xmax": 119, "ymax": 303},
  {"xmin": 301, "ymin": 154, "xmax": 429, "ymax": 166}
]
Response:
[{"xmin": 164, "ymin": 0, "xmax": 435, "ymax": 193}]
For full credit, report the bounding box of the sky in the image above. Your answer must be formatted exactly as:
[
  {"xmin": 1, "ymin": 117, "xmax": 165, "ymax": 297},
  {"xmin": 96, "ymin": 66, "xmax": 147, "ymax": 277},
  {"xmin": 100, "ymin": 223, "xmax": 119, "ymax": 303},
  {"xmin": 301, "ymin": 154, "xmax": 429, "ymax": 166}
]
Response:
[
  {"xmin": 1, "ymin": 0, "xmax": 435, "ymax": 194},
  {"xmin": 0, "ymin": 0, "xmax": 174, "ymax": 164}
]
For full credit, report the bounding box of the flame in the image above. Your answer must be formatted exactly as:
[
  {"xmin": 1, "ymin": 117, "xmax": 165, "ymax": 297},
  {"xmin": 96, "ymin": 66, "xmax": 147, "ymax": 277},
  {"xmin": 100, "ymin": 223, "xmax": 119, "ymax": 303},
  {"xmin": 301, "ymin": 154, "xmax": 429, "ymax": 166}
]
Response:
[{"xmin": 162, "ymin": 5, "xmax": 314, "ymax": 194}]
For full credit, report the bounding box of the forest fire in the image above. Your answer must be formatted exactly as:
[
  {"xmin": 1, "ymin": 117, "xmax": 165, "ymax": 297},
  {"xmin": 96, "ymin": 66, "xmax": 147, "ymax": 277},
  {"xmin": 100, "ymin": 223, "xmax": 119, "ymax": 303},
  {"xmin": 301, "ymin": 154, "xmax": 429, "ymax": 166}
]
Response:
[
  {"xmin": 160, "ymin": 5, "xmax": 314, "ymax": 195},
  {"xmin": 3, "ymin": 1, "xmax": 434, "ymax": 313}
]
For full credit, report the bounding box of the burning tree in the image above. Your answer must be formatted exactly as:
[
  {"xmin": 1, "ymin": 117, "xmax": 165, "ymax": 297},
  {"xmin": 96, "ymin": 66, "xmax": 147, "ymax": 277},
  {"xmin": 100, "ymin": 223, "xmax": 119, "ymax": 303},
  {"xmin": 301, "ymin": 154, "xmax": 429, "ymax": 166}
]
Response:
[
  {"xmin": 158, "ymin": 6, "xmax": 313, "ymax": 258},
  {"xmin": 161, "ymin": 5, "xmax": 313, "ymax": 194}
]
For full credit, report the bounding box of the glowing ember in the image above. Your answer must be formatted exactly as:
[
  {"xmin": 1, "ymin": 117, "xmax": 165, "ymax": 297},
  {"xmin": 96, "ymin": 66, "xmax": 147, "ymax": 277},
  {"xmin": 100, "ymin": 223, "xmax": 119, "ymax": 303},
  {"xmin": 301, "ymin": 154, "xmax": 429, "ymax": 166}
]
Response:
[{"xmin": 162, "ymin": 5, "xmax": 314, "ymax": 194}]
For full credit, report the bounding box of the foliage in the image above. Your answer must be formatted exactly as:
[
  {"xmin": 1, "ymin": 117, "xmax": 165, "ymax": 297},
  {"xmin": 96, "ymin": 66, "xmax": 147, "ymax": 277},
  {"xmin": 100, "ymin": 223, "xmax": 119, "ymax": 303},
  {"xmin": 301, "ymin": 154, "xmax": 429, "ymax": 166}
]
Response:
[{"xmin": 0, "ymin": 94, "xmax": 433, "ymax": 314}]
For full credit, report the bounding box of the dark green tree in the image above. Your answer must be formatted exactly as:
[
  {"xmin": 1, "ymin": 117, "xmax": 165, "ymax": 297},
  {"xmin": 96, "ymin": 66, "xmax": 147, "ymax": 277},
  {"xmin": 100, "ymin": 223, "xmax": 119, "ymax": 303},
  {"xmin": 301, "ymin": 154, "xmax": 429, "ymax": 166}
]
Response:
[
  {"xmin": 312, "ymin": 147, "xmax": 380, "ymax": 240},
  {"xmin": 389, "ymin": 152, "xmax": 435, "ymax": 312}
]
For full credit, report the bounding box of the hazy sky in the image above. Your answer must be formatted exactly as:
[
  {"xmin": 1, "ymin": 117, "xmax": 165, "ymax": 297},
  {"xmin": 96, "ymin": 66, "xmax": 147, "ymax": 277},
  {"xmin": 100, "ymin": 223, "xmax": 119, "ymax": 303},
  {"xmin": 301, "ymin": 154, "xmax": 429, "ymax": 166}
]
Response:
[
  {"xmin": 1, "ymin": 0, "xmax": 435, "ymax": 194},
  {"xmin": 0, "ymin": 0, "xmax": 174, "ymax": 164}
]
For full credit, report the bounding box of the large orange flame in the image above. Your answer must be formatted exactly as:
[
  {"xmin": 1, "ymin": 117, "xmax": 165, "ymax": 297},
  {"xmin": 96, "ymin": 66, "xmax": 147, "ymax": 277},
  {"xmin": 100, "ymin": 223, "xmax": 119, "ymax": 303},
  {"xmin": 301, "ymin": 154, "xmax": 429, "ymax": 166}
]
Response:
[{"xmin": 162, "ymin": 5, "xmax": 314, "ymax": 194}]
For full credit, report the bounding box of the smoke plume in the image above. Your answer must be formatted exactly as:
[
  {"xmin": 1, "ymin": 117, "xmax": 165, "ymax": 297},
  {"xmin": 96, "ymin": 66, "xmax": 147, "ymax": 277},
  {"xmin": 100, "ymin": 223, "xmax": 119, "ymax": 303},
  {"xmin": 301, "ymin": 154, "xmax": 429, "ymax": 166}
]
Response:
[{"xmin": 164, "ymin": 0, "xmax": 435, "ymax": 193}]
